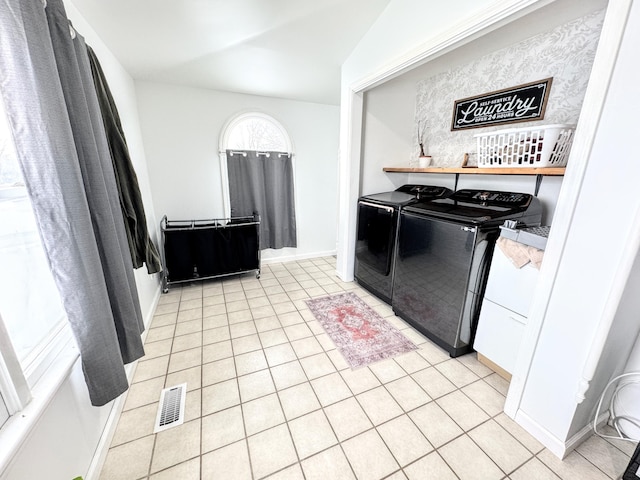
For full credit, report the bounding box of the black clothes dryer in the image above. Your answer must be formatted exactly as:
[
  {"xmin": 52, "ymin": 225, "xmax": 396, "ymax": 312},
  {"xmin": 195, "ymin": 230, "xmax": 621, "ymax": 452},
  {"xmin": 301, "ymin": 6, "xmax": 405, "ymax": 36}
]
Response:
[
  {"xmin": 355, "ymin": 184, "xmax": 452, "ymax": 304},
  {"xmin": 392, "ymin": 189, "xmax": 542, "ymax": 357}
]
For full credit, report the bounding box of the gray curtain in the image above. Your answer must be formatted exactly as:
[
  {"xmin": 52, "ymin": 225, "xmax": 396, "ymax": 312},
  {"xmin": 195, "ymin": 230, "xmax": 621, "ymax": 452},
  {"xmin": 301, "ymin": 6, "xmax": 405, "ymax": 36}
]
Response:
[
  {"xmin": 0, "ymin": 0, "xmax": 145, "ymax": 406},
  {"xmin": 227, "ymin": 150, "xmax": 297, "ymax": 249}
]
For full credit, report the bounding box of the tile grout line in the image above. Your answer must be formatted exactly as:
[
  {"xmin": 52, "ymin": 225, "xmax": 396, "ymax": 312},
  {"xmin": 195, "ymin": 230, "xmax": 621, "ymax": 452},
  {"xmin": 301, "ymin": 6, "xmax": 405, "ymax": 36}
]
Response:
[{"xmin": 198, "ymin": 290, "xmax": 205, "ymax": 480}]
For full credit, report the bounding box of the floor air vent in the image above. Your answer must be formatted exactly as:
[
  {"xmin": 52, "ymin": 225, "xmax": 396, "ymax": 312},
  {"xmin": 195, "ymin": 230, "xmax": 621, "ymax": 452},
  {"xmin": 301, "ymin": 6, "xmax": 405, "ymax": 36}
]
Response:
[{"xmin": 154, "ymin": 383, "xmax": 187, "ymax": 433}]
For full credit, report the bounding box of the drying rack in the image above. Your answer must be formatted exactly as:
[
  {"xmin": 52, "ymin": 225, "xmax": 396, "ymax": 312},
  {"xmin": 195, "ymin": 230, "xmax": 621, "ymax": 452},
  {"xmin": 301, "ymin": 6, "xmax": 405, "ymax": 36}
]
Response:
[{"xmin": 160, "ymin": 214, "xmax": 261, "ymax": 293}]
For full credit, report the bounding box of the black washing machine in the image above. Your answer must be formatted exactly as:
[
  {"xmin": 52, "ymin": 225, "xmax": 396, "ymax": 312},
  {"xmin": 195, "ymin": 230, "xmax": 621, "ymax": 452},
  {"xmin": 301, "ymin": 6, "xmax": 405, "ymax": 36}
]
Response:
[
  {"xmin": 392, "ymin": 189, "xmax": 542, "ymax": 357},
  {"xmin": 355, "ymin": 184, "xmax": 452, "ymax": 304}
]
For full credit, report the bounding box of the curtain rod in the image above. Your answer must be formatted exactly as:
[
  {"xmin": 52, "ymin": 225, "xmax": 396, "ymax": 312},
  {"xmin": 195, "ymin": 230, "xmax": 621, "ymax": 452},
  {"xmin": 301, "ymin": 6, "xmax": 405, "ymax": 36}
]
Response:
[{"xmin": 223, "ymin": 150, "xmax": 292, "ymax": 158}]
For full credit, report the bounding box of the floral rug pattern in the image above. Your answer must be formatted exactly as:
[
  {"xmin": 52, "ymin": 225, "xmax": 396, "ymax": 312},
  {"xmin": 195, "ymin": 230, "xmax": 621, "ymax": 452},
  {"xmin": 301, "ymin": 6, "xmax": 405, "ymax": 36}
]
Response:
[{"xmin": 305, "ymin": 292, "xmax": 417, "ymax": 368}]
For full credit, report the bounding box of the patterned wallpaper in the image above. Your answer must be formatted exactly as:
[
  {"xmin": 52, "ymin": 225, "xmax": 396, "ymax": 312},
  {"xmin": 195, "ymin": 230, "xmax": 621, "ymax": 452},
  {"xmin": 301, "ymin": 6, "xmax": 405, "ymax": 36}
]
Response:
[{"xmin": 413, "ymin": 9, "xmax": 605, "ymax": 167}]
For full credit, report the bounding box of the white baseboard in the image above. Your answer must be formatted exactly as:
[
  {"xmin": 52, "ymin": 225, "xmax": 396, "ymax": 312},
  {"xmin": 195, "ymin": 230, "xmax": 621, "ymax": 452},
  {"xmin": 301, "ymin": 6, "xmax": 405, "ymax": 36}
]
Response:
[
  {"xmin": 514, "ymin": 410, "xmax": 571, "ymax": 459},
  {"xmin": 565, "ymin": 411, "xmax": 610, "ymax": 455},
  {"xmin": 144, "ymin": 283, "xmax": 163, "ymax": 330},
  {"xmin": 514, "ymin": 409, "xmax": 609, "ymax": 459},
  {"xmin": 261, "ymin": 249, "xmax": 336, "ymax": 265},
  {"xmin": 84, "ymin": 387, "xmax": 128, "ymax": 480}
]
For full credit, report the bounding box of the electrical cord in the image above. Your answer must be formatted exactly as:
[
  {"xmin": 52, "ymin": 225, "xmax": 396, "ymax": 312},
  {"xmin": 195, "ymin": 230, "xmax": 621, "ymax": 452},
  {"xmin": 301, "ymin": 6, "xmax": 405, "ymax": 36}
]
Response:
[{"xmin": 593, "ymin": 372, "xmax": 640, "ymax": 444}]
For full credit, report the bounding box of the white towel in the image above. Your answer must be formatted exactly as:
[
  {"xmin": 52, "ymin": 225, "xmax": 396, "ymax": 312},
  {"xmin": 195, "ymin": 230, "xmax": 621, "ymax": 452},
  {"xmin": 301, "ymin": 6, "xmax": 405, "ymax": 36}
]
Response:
[{"xmin": 497, "ymin": 236, "xmax": 545, "ymax": 269}]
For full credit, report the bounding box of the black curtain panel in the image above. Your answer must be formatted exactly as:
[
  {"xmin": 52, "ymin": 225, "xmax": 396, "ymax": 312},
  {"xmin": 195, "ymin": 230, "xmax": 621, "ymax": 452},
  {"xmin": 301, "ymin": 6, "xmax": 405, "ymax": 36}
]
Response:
[{"xmin": 86, "ymin": 45, "xmax": 162, "ymax": 275}]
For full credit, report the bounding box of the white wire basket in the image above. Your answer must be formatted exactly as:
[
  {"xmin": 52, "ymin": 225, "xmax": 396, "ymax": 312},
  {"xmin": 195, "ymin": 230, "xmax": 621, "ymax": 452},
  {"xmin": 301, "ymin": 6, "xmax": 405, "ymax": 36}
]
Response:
[{"xmin": 475, "ymin": 124, "xmax": 575, "ymax": 168}]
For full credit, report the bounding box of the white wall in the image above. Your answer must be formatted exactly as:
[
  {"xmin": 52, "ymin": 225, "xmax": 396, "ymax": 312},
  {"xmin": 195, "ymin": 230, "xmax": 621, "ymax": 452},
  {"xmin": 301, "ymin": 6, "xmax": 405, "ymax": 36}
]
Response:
[
  {"xmin": 341, "ymin": 0, "xmax": 497, "ymax": 85},
  {"xmin": 135, "ymin": 81, "xmax": 340, "ymax": 262},
  {"xmin": 2, "ymin": 1, "xmax": 161, "ymax": 478},
  {"xmin": 517, "ymin": 0, "xmax": 640, "ymax": 448},
  {"xmin": 414, "ymin": 10, "xmax": 604, "ymax": 167},
  {"xmin": 360, "ymin": 77, "xmax": 417, "ymax": 196},
  {"xmin": 2, "ymin": 358, "xmax": 113, "ymax": 480}
]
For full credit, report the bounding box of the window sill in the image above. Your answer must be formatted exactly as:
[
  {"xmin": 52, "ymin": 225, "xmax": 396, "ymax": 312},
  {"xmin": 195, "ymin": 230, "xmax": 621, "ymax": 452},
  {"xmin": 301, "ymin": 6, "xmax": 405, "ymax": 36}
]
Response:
[{"xmin": 0, "ymin": 339, "xmax": 79, "ymax": 477}]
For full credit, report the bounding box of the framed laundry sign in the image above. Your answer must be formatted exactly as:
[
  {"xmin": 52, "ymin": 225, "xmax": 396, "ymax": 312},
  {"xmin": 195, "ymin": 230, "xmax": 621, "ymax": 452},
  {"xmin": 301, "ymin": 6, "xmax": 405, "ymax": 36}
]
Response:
[{"xmin": 451, "ymin": 78, "xmax": 553, "ymax": 130}]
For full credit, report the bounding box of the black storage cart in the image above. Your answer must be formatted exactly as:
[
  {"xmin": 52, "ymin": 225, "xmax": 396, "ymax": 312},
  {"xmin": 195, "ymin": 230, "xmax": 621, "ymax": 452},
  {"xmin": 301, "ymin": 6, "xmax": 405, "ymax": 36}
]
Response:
[{"xmin": 160, "ymin": 214, "xmax": 260, "ymax": 292}]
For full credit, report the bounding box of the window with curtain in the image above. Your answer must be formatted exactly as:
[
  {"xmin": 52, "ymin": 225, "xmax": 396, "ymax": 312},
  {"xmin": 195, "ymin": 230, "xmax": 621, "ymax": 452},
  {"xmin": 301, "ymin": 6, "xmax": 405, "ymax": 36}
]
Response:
[
  {"xmin": 0, "ymin": 0, "xmax": 149, "ymax": 411},
  {"xmin": 0, "ymin": 97, "xmax": 69, "ymax": 386},
  {"xmin": 222, "ymin": 113, "xmax": 297, "ymax": 250}
]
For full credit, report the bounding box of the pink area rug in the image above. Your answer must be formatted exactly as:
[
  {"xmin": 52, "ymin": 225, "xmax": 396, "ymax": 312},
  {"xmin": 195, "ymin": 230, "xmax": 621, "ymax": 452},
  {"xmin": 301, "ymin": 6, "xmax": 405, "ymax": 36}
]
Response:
[{"xmin": 305, "ymin": 292, "xmax": 417, "ymax": 369}]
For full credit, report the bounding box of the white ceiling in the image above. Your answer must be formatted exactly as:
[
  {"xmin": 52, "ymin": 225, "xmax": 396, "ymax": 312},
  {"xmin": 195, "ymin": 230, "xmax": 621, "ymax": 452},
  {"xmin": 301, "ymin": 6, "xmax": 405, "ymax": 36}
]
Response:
[{"xmin": 70, "ymin": 0, "xmax": 391, "ymax": 105}]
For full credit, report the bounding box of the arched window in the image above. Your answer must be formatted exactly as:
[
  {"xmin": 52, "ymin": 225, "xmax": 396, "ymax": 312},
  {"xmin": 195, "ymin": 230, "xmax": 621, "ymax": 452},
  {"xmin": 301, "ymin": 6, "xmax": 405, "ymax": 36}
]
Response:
[
  {"xmin": 220, "ymin": 112, "xmax": 297, "ymax": 250},
  {"xmin": 224, "ymin": 112, "xmax": 291, "ymax": 152}
]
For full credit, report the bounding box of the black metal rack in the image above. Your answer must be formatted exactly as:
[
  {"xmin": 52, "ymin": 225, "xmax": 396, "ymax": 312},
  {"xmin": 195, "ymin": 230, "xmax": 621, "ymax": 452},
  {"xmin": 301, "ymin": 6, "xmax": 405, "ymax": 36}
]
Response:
[{"xmin": 160, "ymin": 214, "xmax": 261, "ymax": 292}]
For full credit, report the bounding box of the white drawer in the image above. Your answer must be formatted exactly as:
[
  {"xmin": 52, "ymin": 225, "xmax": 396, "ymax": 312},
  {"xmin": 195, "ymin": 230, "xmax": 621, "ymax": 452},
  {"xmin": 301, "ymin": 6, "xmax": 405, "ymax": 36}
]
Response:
[
  {"xmin": 483, "ymin": 246, "xmax": 540, "ymax": 317},
  {"xmin": 474, "ymin": 299, "xmax": 527, "ymax": 374}
]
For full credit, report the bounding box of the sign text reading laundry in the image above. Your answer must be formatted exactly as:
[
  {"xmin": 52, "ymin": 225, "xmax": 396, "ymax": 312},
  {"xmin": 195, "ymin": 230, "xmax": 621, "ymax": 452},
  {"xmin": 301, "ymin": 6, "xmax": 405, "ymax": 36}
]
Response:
[{"xmin": 451, "ymin": 78, "xmax": 552, "ymax": 130}]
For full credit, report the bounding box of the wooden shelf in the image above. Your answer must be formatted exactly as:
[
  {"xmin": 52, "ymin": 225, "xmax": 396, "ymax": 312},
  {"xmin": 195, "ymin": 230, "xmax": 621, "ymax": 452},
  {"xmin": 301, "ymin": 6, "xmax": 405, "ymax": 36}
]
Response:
[{"xmin": 382, "ymin": 166, "xmax": 566, "ymax": 175}]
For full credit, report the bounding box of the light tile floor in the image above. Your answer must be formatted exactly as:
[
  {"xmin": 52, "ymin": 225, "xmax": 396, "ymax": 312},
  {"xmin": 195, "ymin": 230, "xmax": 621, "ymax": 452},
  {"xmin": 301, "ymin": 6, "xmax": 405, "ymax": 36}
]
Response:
[{"xmin": 98, "ymin": 257, "xmax": 633, "ymax": 480}]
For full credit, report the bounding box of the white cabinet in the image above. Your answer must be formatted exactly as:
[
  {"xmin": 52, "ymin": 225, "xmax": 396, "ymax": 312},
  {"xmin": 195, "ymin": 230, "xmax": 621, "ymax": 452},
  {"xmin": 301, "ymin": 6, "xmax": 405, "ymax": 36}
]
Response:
[
  {"xmin": 474, "ymin": 244, "xmax": 540, "ymax": 375},
  {"xmin": 474, "ymin": 299, "xmax": 527, "ymax": 374}
]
